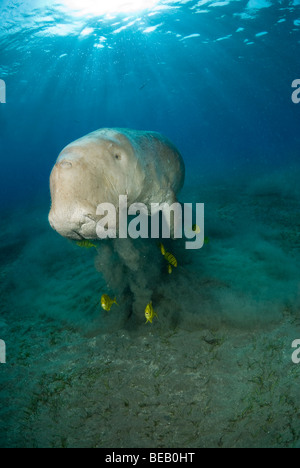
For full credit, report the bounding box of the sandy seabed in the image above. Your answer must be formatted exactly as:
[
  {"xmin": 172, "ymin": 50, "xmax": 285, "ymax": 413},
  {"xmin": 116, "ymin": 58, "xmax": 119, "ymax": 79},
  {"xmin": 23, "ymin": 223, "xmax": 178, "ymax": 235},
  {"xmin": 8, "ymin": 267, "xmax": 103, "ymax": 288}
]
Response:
[{"xmin": 0, "ymin": 166, "xmax": 300, "ymax": 448}]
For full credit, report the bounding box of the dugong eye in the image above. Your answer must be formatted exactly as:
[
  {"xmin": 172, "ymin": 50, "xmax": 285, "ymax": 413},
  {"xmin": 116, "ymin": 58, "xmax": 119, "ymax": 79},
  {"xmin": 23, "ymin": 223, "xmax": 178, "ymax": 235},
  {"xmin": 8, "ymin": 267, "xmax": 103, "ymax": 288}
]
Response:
[
  {"xmin": 115, "ymin": 154, "xmax": 121, "ymax": 160},
  {"xmin": 59, "ymin": 161, "xmax": 72, "ymax": 169}
]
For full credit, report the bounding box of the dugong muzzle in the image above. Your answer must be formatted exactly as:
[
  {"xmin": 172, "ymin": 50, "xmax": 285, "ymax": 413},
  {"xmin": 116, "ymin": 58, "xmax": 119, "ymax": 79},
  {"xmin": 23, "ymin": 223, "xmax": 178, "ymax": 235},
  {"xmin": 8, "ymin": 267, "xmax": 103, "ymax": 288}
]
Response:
[{"xmin": 49, "ymin": 128, "xmax": 185, "ymax": 240}]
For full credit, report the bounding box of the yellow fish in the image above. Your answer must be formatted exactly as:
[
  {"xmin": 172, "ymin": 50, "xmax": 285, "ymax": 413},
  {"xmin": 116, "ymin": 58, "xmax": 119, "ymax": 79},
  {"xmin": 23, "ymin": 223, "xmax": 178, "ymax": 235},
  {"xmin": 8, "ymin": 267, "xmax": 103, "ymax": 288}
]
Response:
[
  {"xmin": 145, "ymin": 301, "xmax": 158, "ymax": 324},
  {"xmin": 101, "ymin": 294, "xmax": 118, "ymax": 311},
  {"xmin": 187, "ymin": 227, "xmax": 209, "ymax": 246},
  {"xmin": 159, "ymin": 242, "xmax": 166, "ymax": 256},
  {"xmin": 164, "ymin": 252, "xmax": 178, "ymax": 268},
  {"xmin": 167, "ymin": 264, "xmax": 173, "ymax": 275},
  {"xmin": 76, "ymin": 240, "xmax": 97, "ymax": 250}
]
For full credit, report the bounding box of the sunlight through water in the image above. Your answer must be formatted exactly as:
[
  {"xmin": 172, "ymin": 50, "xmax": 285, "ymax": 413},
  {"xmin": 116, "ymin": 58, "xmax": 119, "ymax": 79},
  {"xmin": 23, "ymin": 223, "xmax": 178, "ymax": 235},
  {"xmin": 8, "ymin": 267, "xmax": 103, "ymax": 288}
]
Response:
[{"xmin": 60, "ymin": 0, "xmax": 161, "ymax": 16}]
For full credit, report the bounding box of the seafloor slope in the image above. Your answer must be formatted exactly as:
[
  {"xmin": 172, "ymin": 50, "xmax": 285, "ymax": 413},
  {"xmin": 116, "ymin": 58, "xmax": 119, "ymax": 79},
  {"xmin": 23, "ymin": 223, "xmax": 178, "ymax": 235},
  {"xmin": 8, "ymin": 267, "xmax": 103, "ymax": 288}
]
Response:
[{"xmin": 0, "ymin": 166, "xmax": 299, "ymax": 448}]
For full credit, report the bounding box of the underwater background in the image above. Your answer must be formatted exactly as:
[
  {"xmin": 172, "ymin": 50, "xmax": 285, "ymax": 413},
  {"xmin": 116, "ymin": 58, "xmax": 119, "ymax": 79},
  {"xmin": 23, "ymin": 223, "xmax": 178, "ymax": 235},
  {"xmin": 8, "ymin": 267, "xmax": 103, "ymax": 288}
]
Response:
[{"xmin": 0, "ymin": 0, "xmax": 300, "ymax": 448}]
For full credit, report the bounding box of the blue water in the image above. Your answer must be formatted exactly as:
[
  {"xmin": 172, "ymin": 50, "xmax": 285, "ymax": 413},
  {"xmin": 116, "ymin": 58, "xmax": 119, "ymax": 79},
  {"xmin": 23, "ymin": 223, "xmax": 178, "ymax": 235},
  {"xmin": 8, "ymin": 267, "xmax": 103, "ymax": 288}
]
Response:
[
  {"xmin": 1, "ymin": 0, "xmax": 300, "ymax": 206},
  {"xmin": 0, "ymin": 0, "xmax": 300, "ymax": 448}
]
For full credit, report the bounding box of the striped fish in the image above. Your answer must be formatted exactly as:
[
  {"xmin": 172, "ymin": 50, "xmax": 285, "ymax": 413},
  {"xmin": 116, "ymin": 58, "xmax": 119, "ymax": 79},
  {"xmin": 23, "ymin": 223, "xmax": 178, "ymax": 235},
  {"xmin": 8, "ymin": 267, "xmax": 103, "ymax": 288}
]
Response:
[
  {"xmin": 159, "ymin": 242, "xmax": 166, "ymax": 256},
  {"xmin": 76, "ymin": 240, "xmax": 97, "ymax": 249},
  {"xmin": 164, "ymin": 252, "xmax": 178, "ymax": 268},
  {"xmin": 192, "ymin": 224, "xmax": 201, "ymax": 234}
]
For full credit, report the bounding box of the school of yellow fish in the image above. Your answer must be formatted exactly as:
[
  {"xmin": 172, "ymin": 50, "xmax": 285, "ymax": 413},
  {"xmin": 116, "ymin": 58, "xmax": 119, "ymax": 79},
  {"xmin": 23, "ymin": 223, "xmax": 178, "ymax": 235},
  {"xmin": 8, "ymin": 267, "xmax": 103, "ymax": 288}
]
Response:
[{"xmin": 77, "ymin": 226, "xmax": 208, "ymax": 325}]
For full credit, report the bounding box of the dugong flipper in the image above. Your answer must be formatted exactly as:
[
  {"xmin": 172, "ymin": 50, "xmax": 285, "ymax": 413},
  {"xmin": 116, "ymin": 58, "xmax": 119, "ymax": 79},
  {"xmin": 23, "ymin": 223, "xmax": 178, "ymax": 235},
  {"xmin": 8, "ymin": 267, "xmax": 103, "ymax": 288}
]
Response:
[{"xmin": 49, "ymin": 128, "xmax": 185, "ymax": 240}]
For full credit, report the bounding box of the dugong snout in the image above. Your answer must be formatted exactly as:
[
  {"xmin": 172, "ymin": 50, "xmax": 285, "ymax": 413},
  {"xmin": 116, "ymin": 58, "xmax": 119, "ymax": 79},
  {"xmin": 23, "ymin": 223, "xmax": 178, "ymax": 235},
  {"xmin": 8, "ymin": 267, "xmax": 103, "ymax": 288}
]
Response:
[
  {"xmin": 49, "ymin": 157, "xmax": 99, "ymax": 239},
  {"xmin": 49, "ymin": 210, "xmax": 96, "ymax": 240},
  {"xmin": 49, "ymin": 128, "xmax": 185, "ymax": 240}
]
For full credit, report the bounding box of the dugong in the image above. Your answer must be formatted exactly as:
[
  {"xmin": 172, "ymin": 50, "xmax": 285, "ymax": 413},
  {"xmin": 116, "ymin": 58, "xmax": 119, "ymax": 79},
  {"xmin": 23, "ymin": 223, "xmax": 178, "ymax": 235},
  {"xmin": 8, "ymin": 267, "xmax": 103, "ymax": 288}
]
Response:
[{"xmin": 49, "ymin": 128, "xmax": 185, "ymax": 240}]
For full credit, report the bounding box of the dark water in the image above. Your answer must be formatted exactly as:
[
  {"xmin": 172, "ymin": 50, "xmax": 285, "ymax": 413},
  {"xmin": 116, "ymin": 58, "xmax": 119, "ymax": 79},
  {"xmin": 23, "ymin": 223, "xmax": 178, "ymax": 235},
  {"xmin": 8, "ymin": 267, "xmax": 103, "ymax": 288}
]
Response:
[{"xmin": 0, "ymin": 0, "xmax": 300, "ymax": 448}]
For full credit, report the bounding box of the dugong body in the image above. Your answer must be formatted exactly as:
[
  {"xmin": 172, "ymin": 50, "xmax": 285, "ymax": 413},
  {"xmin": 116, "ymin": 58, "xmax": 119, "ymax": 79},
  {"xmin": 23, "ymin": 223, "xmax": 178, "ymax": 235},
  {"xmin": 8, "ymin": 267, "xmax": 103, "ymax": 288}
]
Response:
[{"xmin": 49, "ymin": 128, "xmax": 185, "ymax": 240}]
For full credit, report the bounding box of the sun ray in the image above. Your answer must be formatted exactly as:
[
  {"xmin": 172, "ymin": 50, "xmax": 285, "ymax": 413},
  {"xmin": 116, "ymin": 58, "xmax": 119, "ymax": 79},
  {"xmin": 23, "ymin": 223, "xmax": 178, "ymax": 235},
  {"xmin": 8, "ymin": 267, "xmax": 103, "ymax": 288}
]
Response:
[{"xmin": 60, "ymin": 0, "xmax": 160, "ymax": 16}]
